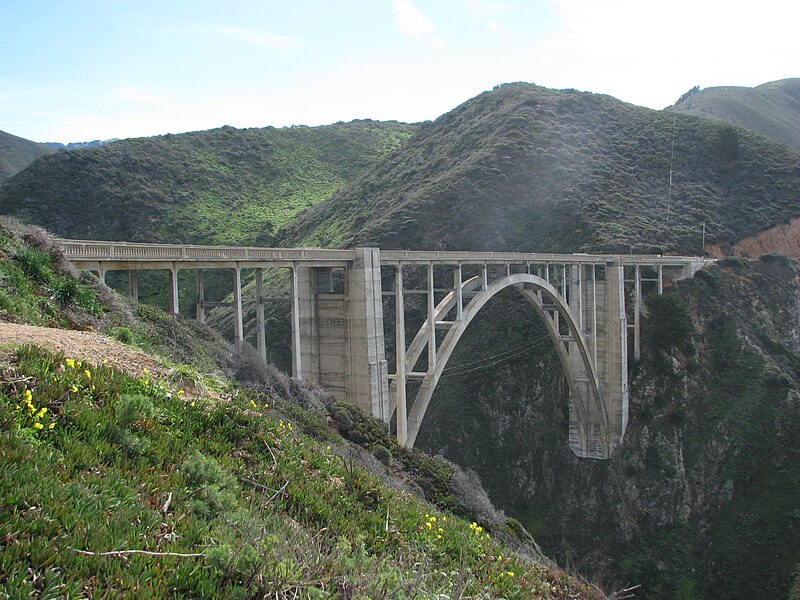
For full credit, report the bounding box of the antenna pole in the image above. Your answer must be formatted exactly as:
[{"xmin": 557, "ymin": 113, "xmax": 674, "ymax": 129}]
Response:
[{"xmin": 702, "ymin": 221, "xmax": 706, "ymax": 254}]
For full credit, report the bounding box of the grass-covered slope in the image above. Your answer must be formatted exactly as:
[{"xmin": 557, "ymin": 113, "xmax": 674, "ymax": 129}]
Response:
[
  {"xmin": 0, "ymin": 130, "xmax": 55, "ymax": 182},
  {"xmin": 0, "ymin": 220, "xmax": 603, "ymax": 598},
  {"xmin": 670, "ymin": 78, "xmax": 800, "ymax": 151},
  {"xmin": 0, "ymin": 120, "xmax": 415, "ymax": 246},
  {"xmin": 280, "ymin": 83, "xmax": 800, "ymax": 255}
]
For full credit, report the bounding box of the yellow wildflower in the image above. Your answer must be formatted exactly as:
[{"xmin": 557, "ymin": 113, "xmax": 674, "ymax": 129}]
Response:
[
  {"xmin": 190, "ymin": 401, "xmax": 196, "ymax": 407},
  {"xmin": 23, "ymin": 389, "xmax": 32, "ymax": 403},
  {"xmin": 33, "ymin": 423, "xmax": 44, "ymax": 430},
  {"xmin": 84, "ymin": 369, "xmax": 91, "ymax": 379},
  {"xmin": 65, "ymin": 358, "xmax": 75, "ymax": 369},
  {"xmin": 250, "ymin": 399, "xmax": 257, "ymax": 408},
  {"xmin": 507, "ymin": 571, "xmax": 514, "ymax": 577},
  {"xmin": 37, "ymin": 407, "xmax": 47, "ymax": 417},
  {"xmin": 70, "ymin": 385, "xmax": 78, "ymax": 392},
  {"xmin": 48, "ymin": 422, "xmax": 55, "ymax": 430}
]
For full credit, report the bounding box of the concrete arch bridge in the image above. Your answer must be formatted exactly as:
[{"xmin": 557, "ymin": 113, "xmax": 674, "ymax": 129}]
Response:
[{"xmin": 59, "ymin": 240, "xmax": 703, "ymax": 459}]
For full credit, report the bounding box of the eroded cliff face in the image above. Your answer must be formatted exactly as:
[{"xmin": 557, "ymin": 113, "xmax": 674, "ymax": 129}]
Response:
[
  {"xmin": 417, "ymin": 256, "xmax": 800, "ymax": 599},
  {"xmin": 708, "ymin": 216, "xmax": 800, "ymax": 258}
]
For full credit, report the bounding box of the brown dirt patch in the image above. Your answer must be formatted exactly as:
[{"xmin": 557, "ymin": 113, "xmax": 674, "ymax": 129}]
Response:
[{"xmin": 0, "ymin": 322, "xmax": 219, "ymax": 400}]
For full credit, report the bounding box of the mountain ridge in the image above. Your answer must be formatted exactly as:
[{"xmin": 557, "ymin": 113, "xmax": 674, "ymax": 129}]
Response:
[
  {"xmin": 669, "ymin": 78, "xmax": 800, "ymax": 151},
  {"xmin": 0, "ymin": 129, "xmax": 55, "ymax": 182},
  {"xmin": 279, "ymin": 82, "xmax": 800, "ymax": 256}
]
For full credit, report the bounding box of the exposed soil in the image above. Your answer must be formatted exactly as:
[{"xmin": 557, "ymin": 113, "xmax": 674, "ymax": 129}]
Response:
[
  {"xmin": 708, "ymin": 216, "xmax": 800, "ymax": 258},
  {"xmin": 0, "ymin": 322, "xmax": 168, "ymax": 380}
]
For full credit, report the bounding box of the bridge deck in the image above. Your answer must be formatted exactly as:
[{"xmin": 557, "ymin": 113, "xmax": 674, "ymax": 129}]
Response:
[{"xmin": 57, "ymin": 239, "xmax": 704, "ymax": 269}]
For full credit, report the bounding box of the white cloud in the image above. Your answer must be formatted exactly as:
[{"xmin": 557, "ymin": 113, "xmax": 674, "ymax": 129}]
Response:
[
  {"xmin": 218, "ymin": 26, "xmax": 298, "ymax": 50},
  {"xmin": 487, "ymin": 21, "xmax": 524, "ymax": 39},
  {"xmin": 529, "ymin": 0, "xmax": 800, "ymax": 109},
  {"xmin": 392, "ymin": 0, "xmax": 444, "ymax": 47},
  {"xmin": 466, "ymin": 1, "xmax": 509, "ymax": 16}
]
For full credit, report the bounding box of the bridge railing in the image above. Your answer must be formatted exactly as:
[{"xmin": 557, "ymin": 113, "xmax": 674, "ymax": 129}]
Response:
[
  {"xmin": 57, "ymin": 239, "xmax": 704, "ymax": 268},
  {"xmin": 57, "ymin": 240, "xmax": 356, "ymax": 263},
  {"xmin": 380, "ymin": 249, "xmax": 703, "ymax": 266}
]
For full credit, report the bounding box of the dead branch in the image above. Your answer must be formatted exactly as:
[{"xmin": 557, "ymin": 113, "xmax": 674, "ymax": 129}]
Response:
[{"xmin": 70, "ymin": 547, "xmax": 205, "ymax": 558}]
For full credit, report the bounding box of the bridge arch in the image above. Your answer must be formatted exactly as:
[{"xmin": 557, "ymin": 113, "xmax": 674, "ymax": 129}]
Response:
[{"xmin": 391, "ymin": 272, "xmax": 609, "ymax": 454}]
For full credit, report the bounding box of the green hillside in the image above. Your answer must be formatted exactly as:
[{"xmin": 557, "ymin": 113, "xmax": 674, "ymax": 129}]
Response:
[
  {"xmin": 279, "ymin": 83, "xmax": 800, "ymax": 256},
  {"xmin": 0, "ymin": 120, "xmax": 416, "ymax": 246},
  {"xmin": 670, "ymin": 78, "xmax": 800, "ymax": 151},
  {"xmin": 272, "ymin": 84, "xmax": 800, "ymax": 598},
  {"xmin": 0, "ymin": 220, "xmax": 601, "ymax": 599},
  {"xmin": 0, "ymin": 129, "xmax": 55, "ymax": 182}
]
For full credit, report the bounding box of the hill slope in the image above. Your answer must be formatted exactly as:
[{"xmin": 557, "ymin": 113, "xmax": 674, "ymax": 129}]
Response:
[
  {"xmin": 0, "ymin": 120, "xmax": 416, "ymax": 246},
  {"xmin": 415, "ymin": 257, "xmax": 800, "ymax": 599},
  {"xmin": 0, "ymin": 130, "xmax": 55, "ymax": 181},
  {"xmin": 0, "ymin": 219, "xmax": 602, "ymax": 599},
  {"xmin": 670, "ymin": 78, "xmax": 800, "ymax": 151},
  {"xmin": 280, "ymin": 83, "xmax": 800, "ymax": 256}
]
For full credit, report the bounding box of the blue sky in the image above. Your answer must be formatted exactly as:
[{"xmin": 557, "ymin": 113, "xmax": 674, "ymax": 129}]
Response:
[{"xmin": 1, "ymin": 0, "xmax": 798, "ymax": 142}]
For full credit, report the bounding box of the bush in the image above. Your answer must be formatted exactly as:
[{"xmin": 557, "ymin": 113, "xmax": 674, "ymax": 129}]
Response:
[
  {"xmin": 109, "ymin": 325, "xmax": 134, "ymax": 344},
  {"xmin": 644, "ymin": 293, "xmax": 693, "ymax": 351},
  {"xmin": 181, "ymin": 451, "xmax": 239, "ymax": 519},
  {"xmin": 372, "ymin": 444, "xmax": 392, "ymax": 466}
]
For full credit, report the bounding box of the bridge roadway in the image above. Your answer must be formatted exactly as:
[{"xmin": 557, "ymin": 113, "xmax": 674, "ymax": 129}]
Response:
[
  {"xmin": 59, "ymin": 239, "xmax": 705, "ymax": 459},
  {"xmin": 60, "ymin": 238, "xmax": 697, "ymax": 268}
]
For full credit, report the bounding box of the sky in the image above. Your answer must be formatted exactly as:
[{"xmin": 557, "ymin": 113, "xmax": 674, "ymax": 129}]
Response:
[{"xmin": 1, "ymin": 0, "xmax": 798, "ymax": 143}]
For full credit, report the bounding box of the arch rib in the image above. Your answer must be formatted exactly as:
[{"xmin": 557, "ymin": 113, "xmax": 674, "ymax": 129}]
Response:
[{"xmin": 393, "ymin": 273, "xmax": 609, "ymax": 455}]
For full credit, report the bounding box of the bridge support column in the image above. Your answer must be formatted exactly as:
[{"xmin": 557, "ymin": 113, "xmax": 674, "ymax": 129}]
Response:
[
  {"xmin": 196, "ymin": 270, "xmax": 205, "ymax": 324},
  {"xmin": 292, "ymin": 250, "xmax": 389, "ymax": 421},
  {"xmin": 395, "ymin": 264, "xmax": 408, "ymax": 443},
  {"xmin": 291, "ymin": 265, "xmax": 308, "ymax": 380},
  {"xmin": 233, "ymin": 266, "xmax": 243, "ymax": 344},
  {"xmin": 255, "ymin": 269, "xmax": 266, "ymax": 362},
  {"xmin": 128, "ymin": 270, "xmax": 138, "ymax": 302},
  {"xmin": 168, "ymin": 266, "xmax": 179, "ymax": 315},
  {"xmin": 601, "ymin": 260, "xmax": 628, "ymax": 450},
  {"xmin": 568, "ymin": 260, "xmax": 629, "ymax": 458},
  {"xmin": 348, "ymin": 248, "xmax": 389, "ymax": 422}
]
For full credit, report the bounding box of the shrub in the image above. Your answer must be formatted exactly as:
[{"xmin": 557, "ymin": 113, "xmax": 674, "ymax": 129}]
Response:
[
  {"xmin": 181, "ymin": 451, "xmax": 239, "ymax": 519},
  {"xmin": 644, "ymin": 293, "xmax": 693, "ymax": 351},
  {"xmin": 109, "ymin": 325, "xmax": 134, "ymax": 344},
  {"xmin": 372, "ymin": 444, "xmax": 392, "ymax": 466}
]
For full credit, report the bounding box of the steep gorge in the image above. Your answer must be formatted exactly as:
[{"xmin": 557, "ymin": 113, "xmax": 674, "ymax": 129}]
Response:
[{"xmin": 415, "ymin": 256, "xmax": 800, "ymax": 599}]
